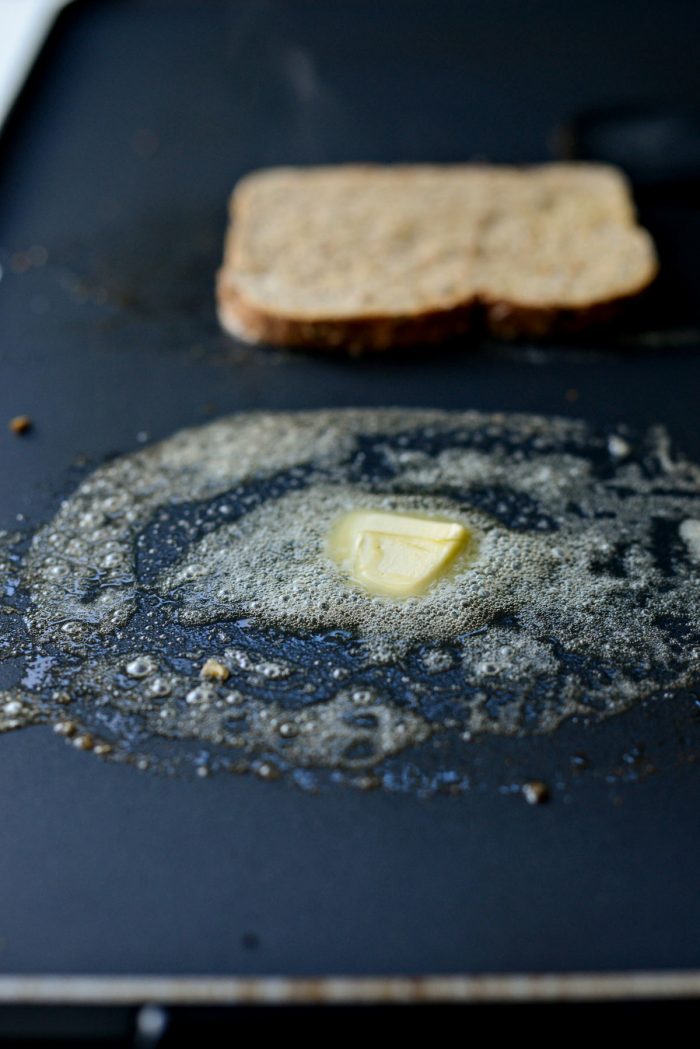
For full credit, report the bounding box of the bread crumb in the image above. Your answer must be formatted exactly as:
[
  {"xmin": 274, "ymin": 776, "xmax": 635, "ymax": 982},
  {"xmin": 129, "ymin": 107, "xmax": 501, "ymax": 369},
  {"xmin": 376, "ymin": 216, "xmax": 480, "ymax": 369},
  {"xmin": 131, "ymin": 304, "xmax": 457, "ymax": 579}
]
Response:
[
  {"xmin": 200, "ymin": 658, "xmax": 230, "ymax": 683},
  {"xmin": 9, "ymin": 415, "xmax": 32, "ymax": 435},
  {"xmin": 522, "ymin": 780, "xmax": 550, "ymax": 805}
]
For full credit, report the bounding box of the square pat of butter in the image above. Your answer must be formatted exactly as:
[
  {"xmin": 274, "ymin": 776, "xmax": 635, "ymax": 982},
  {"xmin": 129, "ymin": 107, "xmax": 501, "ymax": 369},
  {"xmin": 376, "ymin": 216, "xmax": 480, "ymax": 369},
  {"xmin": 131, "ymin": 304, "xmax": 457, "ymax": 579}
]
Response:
[{"xmin": 327, "ymin": 509, "xmax": 470, "ymax": 598}]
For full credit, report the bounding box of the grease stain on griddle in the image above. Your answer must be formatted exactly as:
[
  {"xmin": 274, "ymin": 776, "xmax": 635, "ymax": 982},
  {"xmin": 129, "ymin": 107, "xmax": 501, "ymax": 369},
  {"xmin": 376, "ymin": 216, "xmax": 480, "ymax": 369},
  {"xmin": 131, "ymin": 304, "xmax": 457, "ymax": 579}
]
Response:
[{"xmin": 1, "ymin": 408, "xmax": 700, "ymax": 795}]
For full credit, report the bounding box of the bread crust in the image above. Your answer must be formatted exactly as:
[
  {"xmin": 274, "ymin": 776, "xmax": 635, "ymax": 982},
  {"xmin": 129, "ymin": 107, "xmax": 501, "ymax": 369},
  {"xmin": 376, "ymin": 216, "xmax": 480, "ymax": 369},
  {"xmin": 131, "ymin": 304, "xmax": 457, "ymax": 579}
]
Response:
[
  {"xmin": 216, "ymin": 282, "xmax": 477, "ymax": 352},
  {"xmin": 217, "ymin": 279, "xmax": 646, "ymax": 352}
]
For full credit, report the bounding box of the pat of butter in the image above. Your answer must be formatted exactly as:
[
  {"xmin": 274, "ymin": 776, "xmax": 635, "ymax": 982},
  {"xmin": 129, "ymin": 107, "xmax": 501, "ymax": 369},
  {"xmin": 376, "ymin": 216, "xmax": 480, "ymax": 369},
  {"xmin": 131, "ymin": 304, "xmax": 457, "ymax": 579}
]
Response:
[{"xmin": 327, "ymin": 510, "xmax": 470, "ymax": 598}]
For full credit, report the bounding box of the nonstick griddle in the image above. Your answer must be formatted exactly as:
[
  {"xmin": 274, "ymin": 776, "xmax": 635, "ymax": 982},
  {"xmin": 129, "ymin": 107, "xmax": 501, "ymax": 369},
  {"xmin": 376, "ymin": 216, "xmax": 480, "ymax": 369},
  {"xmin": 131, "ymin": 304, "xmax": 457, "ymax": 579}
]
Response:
[{"xmin": 1, "ymin": 0, "xmax": 700, "ymax": 1030}]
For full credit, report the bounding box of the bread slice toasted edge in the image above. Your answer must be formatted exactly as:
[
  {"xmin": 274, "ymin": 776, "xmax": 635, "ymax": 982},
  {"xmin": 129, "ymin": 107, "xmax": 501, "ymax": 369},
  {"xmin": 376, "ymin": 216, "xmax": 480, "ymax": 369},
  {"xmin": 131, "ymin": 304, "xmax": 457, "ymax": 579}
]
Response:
[
  {"xmin": 216, "ymin": 282, "xmax": 477, "ymax": 352},
  {"xmin": 216, "ymin": 165, "xmax": 659, "ymax": 352},
  {"xmin": 216, "ymin": 280, "xmax": 653, "ymax": 352}
]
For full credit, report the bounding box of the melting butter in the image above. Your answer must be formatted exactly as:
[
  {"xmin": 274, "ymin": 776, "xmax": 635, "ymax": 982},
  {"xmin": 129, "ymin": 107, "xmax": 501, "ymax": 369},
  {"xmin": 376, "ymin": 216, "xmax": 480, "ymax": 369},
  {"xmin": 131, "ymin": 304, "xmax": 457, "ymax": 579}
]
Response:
[{"xmin": 327, "ymin": 509, "xmax": 471, "ymax": 597}]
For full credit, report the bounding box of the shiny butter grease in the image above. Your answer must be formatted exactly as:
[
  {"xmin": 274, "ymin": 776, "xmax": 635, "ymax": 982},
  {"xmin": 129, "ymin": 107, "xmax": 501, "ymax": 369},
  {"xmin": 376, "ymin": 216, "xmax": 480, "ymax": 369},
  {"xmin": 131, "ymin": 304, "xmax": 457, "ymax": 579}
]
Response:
[{"xmin": 1, "ymin": 409, "xmax": 700, "ymax": 794}]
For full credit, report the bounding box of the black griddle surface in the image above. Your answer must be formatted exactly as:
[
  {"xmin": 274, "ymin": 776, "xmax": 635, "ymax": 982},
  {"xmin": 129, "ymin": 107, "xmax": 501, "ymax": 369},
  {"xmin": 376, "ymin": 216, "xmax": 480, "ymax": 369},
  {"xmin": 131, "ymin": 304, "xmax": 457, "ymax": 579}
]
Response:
[{"xmin": 0, "ymin": 0, "xmax": 699, "ymax": 983}]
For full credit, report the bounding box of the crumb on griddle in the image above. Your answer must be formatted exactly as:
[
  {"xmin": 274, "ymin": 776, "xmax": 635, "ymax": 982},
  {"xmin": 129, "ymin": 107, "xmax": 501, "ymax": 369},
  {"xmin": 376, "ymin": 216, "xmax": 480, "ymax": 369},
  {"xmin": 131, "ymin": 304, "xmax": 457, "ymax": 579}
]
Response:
[
  {"xmin": 200, "ymin": 657, "xmax": 230, "ymax": 683},
  {"xmin": 9, "ymin": 415, "xmax": 32, "ymax": 435},
  {"xmin": 522, "ymin": 780, "xmax": 550, "ymax": 805}
]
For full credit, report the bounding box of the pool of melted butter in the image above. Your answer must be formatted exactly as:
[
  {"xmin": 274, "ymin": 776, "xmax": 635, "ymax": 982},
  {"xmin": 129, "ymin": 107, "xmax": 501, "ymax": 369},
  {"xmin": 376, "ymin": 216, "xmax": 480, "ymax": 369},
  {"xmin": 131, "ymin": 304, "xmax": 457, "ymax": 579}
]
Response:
[{"xmin": 1, "ymin": 408, "xmax": 700, "ymax": 794}]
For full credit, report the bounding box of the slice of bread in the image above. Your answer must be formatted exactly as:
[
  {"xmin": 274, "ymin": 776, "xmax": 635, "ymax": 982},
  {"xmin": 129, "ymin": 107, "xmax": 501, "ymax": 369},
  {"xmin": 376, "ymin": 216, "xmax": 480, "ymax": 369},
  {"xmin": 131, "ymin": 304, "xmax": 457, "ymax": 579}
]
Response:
[{"xmin": 217, "ymin": 163, "xmax": 657, "ymax": 351}]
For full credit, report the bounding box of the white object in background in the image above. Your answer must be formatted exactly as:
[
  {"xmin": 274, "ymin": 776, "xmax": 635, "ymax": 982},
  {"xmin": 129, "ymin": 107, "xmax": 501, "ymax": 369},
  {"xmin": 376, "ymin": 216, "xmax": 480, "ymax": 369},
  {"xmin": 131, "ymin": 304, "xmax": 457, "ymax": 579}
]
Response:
[{"xmin": 0, "ymin": 0, "xmax": 69, "ymax": 128}]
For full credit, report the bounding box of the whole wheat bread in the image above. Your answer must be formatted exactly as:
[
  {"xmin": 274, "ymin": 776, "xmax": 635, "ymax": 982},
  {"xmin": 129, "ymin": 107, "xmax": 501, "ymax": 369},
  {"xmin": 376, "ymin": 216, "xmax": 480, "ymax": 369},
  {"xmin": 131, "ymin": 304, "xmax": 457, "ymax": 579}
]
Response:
[{"xmin": 217, "ymin": 164, "xmax": 657, "ymax": 351}]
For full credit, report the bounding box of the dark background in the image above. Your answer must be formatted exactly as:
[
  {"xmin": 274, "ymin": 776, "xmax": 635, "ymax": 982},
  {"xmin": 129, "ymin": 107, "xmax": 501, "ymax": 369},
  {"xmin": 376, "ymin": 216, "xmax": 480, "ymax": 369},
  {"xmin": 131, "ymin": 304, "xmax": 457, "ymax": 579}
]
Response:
[{"xmin": 0, "ymin": 0, "xmax": 699, "ymax": 992}]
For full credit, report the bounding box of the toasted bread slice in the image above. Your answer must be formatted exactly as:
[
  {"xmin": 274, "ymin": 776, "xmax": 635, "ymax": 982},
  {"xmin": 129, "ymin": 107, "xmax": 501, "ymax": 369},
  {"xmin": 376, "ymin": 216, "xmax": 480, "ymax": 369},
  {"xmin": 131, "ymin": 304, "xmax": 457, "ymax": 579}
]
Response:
[{"xmin": 217, "ymin": 164, "xmax": 657, "ymax": 351}]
